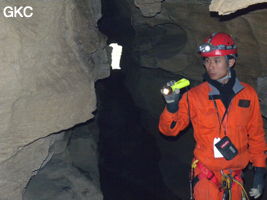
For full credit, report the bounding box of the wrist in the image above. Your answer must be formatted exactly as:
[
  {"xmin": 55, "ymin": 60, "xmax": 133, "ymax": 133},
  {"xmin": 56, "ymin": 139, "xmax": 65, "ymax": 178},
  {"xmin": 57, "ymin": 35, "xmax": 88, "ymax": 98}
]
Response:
[
  {"xmin": 254, "ymin": 167, "xmax": 266, "ymax": 175},
  {"xmin": 166, "ymin": 102, "xmax": 178, "ymax": 113}
]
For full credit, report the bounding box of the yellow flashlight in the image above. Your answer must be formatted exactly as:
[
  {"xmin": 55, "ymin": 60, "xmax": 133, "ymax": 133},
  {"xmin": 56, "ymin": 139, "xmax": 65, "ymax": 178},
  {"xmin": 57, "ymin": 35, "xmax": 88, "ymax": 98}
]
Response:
[{"xmin": 161, "ymin": 78, "xmax": 190, "ymax": 95}]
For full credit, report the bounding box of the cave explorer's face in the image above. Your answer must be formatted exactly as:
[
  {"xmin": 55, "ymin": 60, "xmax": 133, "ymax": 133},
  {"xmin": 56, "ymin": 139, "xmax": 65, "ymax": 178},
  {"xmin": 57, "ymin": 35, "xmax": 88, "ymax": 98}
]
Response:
[{"xmin": 203, "ymin": 56, "xmax": 235, "ymax": 81}]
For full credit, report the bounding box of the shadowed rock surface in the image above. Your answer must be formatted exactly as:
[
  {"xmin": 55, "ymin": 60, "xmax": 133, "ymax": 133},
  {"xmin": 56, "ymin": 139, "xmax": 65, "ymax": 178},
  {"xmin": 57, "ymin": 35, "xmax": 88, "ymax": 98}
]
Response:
[{"xmin": 23, "ymin": 122, "xmax": 102, "ymax": 200}]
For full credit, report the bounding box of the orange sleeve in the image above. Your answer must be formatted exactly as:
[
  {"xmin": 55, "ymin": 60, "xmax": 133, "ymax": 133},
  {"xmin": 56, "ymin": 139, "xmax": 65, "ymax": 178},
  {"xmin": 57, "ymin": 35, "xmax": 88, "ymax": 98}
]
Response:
[
  {"xmin": 247, "ymin": 89, "xmax": 266, "ymax": 167},
  {"xmin": 158, "ymin": 92, "xmax": 192, "ymax": 136}
]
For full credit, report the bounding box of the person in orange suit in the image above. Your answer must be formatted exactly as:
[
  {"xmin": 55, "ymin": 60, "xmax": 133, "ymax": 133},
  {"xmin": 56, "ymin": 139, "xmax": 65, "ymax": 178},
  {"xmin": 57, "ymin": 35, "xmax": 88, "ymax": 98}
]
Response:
[{"xmin": 159, "ymin": 32, "xmax": 266, "ymax": 200}]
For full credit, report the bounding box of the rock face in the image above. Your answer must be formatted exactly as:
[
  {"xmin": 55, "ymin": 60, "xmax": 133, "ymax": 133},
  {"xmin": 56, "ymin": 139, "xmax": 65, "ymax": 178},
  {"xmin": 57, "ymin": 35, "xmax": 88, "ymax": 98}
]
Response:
[
  {"xmin": 134, "ymin": 0, "xmax": 163, "ymax": 17},
  {"xmin": 210, "ymin": 0, "xmax": 267, "ymax": 15},
  {"xmin": 23, "ymin": 122, "xmax": 102, "ymax": 200},
  {"xmin": 0, "ymin": 0, "xmax": 108, "ymax": 199},
  {"xmin": 257, "ymin": 76, "xmax": 267, "ymax": 118}
]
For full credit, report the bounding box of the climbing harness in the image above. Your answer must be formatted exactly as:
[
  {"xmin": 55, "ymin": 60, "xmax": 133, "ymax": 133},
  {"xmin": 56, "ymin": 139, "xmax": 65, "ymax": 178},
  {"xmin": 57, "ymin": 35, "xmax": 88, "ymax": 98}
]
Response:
[
  {"xmin": 220, "ymin": 170, "xmax": 249, "ymax": 200},
  {"xmin": 189, "ymin": 160, "xmax": 250, "ymax": 200}
]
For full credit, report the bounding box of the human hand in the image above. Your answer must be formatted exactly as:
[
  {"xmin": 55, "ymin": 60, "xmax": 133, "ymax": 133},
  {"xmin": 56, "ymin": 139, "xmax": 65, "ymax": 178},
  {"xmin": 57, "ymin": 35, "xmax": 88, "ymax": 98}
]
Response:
[
  {"xmin": 249, "ymin": 167, "xmax": 266, "ymax": 199},
  {"xmin": 161, "ymin": 80, "xmax": 180, "ymax": 104}
]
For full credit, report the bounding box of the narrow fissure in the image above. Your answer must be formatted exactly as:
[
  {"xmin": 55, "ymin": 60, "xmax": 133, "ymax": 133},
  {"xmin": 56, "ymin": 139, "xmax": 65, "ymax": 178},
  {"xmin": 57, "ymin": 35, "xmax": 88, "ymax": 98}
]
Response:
[{"xmin": 96, "ymin": 1, "xmax": 180, "ymax": 199}]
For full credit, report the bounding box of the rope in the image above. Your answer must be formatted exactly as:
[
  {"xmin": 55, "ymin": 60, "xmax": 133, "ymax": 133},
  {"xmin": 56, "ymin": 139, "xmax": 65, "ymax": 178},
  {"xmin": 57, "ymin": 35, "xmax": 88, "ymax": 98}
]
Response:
[
  {"xmin": 221, "ymin": 173, "xmax": 233, "ymax": 200},
  {"xmin": 232, "ymin": 178, "xmax": 250, "ymax": 200},
  {"xmin": 221, "ymin": 170, "xmax": 250, "ymax": 200},
  {"xmin": 190, "ymin": 162, "xmax": 250, "ymax": 200}
]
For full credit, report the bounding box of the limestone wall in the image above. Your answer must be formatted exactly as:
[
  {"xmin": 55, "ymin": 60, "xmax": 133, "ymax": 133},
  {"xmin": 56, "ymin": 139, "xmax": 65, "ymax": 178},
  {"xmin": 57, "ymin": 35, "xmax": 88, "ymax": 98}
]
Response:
[{"xmin": 0, "ymin": 0, "xmax": 109, "ymax": 199}]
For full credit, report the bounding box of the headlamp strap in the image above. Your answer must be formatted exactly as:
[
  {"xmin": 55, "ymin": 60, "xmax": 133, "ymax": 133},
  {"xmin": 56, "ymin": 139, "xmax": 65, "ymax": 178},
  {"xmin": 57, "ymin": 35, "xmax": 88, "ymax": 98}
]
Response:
[{"xmin": 217, "ymin": 44, "xmax": 236, "ymax": 50}]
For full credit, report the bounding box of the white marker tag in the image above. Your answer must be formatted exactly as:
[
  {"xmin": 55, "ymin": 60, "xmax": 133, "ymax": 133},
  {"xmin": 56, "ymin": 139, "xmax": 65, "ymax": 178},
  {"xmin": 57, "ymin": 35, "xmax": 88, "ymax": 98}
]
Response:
[{"xmin": 214, "ymin": 137, "xmax": 223, "ymax": 158}]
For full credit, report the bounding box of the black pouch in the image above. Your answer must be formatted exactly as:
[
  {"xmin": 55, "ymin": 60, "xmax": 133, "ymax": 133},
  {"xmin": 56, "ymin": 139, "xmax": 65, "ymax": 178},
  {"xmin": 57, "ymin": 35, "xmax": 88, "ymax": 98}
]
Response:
[{"xmin": 215, "ymin": 136, "xmax": 238, "ymax": 160}]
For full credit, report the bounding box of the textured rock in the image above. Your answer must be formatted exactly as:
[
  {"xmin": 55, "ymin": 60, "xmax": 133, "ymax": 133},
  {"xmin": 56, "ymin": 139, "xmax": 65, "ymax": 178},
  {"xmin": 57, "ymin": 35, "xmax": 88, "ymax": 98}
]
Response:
[
  {"xmin": 134, "ymin": 0, "xmax": 163, "ymax": 17},
  {"xmin": 210, "ymin": 0, "xmax": 267, "ymax": 15},
  {"xmin": 133, "ymin": 23, "xmax": 187, "ymax": 72},
  {"xmin": 24, "ymin": 162, "xmax": 103, "ymax": 200},
  {"xmin": 0, "ymin": 0, "xmax": 108, "ymax": 199},
  {"xmin": 1, "ymin": 133, "xmax": 65, "ymax": 200},
  {"xmin": 257, "ymin": 76, "xmax": 267, "ymax": 118},
  {"xmin": 68, "ymin": 122, "xmax": 100, "ymax": 188},
  {"xmin": 23, "ymin": 122, "xmax": 102, "ymax": 200}
]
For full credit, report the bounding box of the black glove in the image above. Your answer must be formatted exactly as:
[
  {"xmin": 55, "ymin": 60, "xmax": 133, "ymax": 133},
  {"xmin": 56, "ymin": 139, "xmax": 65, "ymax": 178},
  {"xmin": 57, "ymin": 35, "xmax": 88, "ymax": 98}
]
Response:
[
  {"xmin": 249, "ymin": 167, "xmax": 266, "ymax": 199},
  {"xmin": 161, "ymin": 81, "xmax": 180, "ymax": 113}
]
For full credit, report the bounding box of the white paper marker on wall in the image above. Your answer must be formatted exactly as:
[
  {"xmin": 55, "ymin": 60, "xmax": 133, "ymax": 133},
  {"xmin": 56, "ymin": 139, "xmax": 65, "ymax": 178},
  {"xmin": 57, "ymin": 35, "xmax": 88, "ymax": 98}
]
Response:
[{"xmin": 109, "ymin": 43, "xmax": 122, "ymax": 70}]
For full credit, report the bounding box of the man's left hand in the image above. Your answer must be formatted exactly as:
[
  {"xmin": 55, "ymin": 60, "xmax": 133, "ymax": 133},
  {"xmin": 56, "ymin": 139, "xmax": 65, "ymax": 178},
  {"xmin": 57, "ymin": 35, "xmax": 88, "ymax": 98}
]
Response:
[{"xmin": 249, "ymin": 167, "xmax": 266, "ymax": 199}]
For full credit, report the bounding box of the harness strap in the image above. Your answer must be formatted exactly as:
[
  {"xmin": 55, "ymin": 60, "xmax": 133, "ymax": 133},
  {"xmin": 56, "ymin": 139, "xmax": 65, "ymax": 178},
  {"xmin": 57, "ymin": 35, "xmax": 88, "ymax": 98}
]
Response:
[
  {"xmin": 192, "ymin": 160, "xmax": 242, "ymax": 188},
  {"xmin": 190, "ymin": 160, "xmax": 249, "ymax": 200},
  {"xmin": 192, "ymin": 160, "xmax": 220, "ymax": 186}
]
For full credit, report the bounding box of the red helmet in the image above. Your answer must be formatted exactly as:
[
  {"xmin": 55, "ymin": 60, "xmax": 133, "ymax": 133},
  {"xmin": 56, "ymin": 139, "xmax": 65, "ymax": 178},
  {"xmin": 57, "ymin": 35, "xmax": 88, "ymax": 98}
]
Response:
[{"xmin": 198, "ymin": 32, "xmax": 237, "ymax": 57}]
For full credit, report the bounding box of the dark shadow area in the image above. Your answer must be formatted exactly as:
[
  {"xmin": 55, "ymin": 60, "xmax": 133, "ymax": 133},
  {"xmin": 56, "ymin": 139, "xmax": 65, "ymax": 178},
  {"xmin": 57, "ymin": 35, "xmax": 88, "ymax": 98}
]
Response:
[
  {"xmin": 95, "ymin": 70, "xmax": 180, "ymax": 200},
  {"xmin": 97, "ymin": 0, "xmax": 134, "ymax": 45},
  {"xmin": 96, "ymin": 0, "xmax": 181, "ymax": 199}
]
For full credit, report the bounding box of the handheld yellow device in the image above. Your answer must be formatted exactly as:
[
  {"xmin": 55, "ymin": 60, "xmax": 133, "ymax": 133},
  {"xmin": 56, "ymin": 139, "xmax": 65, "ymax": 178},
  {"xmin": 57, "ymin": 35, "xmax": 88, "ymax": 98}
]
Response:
[{"xmin": 161, "ymin": 78, "xmax": 190, "ymax": 95}]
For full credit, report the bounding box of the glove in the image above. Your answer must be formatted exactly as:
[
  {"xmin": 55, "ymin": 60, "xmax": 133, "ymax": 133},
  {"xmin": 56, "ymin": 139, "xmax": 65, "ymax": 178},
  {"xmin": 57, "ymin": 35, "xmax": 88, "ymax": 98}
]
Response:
[
  {"xmin": 161, "ymin": 80, "xmax": 180, "ymax": 113},
  {"xmin": 249, "ymin": 167, "xmax": 266, "ymax": 199}
]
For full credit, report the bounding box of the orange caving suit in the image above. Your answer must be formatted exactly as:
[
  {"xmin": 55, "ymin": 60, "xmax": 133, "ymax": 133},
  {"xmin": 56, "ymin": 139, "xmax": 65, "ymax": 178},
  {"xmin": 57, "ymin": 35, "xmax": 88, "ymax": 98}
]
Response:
[{"xmin": 159, "ymin": 79, "xmax": 266, "ymax": 200}]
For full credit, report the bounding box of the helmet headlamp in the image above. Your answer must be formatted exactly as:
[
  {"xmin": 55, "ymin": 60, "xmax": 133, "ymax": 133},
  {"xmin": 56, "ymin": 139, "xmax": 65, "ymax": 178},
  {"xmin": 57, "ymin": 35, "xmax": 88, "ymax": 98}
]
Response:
[
  {"xmin": 199, "ymin": 32, "xmax": 237, "ymax": 57},
  {"xmin": 198, "ymin": 43, "xmax": 237, "ymax": 53},
  {"xmin": 199, "ymin": 44, "xmax": 212, "ymax": 53}
]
